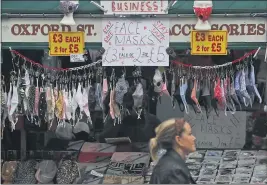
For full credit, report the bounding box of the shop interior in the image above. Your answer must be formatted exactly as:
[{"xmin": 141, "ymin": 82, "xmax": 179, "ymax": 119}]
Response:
[{"xmin": 1, "ymin": 46, "xmax": 267, "ymax": 184}]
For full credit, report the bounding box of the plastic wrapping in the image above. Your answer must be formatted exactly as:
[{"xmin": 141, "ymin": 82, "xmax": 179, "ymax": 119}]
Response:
[
  {"xmin": 188, "ymin": 164, "xmax": 202, "ymax": 170},
  {"xmin": 256, "ymin": 157, "xmax": 267, "ymax": 165},
  {"xmin": 190, "ymin": 169, "xmax": 200, "ymax": 176},
  {"xmin": 231, "ymin": 174, "xmax": 251, "ymax": 184},
  {"xmin": 235, "ymin": 166, "xmax": 254, "ymax": 176},
  {"xmin": 219, "ymin": 161, "xmax": 237, "ymax": 169},
  {"xmin": 250, "ymin": 176, "xmax": 267, "ymax": 184},
  {"xmin": 197, "ymin": 175, "xmax": 216, "ymax": 183},
  {"xmin": 199, "ymin": 167, "xmax": 218, "ymax": 177},
  {"xmin": 205, "ymin": 151, "xmax": 223, "ymax": 158},
  {"xmin": 186, "ymin": 158, "xmax": 203, "ymax": 165},
  {"xmin": 188, "ymin": 150, "xmax": 206, "ymax": 159},
  {"xmin": 238, "ymin": 151, "xmax": 257, "ymax": 159},
  {"xmin": 256, "ymin": 150, "xmax": 267, "ymax": 157},
  {"xmin": 202, "ymin": 163, "xmax": 219, "ymax": 170},
  {"xmin": 203, "ymin": 157, "xmax": 221, "ymax": 165},
  {"xmin": 215, "ymin": 175, "xmax": 233, "ymax": 183},
  {"xmin": 218, "ymin": 168, "xmax": 236, "ymax": 175},
  {"xmin": 238, "ymin": 157, "xmax": 256, "ymax": 167},
  {"xmin": 223, "ymin": 150, "xmax": 241, "ymax": 157}
]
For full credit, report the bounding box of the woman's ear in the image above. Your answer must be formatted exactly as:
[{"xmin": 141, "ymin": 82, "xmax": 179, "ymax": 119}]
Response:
[{"xmin": 175, "ymin": 135, "xmax": 182, "ymax": 146}]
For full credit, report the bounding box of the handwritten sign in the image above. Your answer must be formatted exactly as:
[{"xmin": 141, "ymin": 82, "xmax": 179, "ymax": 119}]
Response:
[
  {"xmin": 49, "ymin": 32, "xmax": 84, "ymax": 56},
  {"xmin": 101, "ymin": 1, "xmax": 168, "ymax": 15},
  {"xmin": 191, "ymin": 30, "xmax": 228, "ymax": 55},
  {"xmin": 102, "ymin": 19, "xmax": 169, "ymax": 66},
  {"xmin": 185, "ymin": 111, "xmax": 246, "ymax": 149}
]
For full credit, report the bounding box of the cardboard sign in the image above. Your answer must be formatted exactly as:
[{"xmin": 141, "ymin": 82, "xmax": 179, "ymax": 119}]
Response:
[
  {"xmin": 49, "ymin": 32, "xmax": 84, "ymax": 56},
  {"xmin": 191, "ymin": 30, "xmax": 228, "ymax": 55},
  {"xmin": 185, "ymin": 111, "xmax": 246, "ymax": 149}
]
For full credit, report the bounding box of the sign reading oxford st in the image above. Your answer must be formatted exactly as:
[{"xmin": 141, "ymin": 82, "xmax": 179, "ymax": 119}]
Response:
[
  {"xmin": 191, "ymin": 30, "xmax": 228, "ymax": 55},
  {"xmin": 48, "ymin": 32, "xmax": 84, "ymax": 56}
]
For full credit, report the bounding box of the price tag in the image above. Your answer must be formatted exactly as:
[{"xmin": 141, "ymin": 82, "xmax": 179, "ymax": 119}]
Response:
[
  {"xmin": 191, "ymin": 30, "xmax": 228, "ymax": 55},
  {"xmin": 70, "ymin": 54, "xmax": 85, "ymax": 63},
  {"xmin": 49, "ymin": 32, "xmax": 85, "ymax": 56}
]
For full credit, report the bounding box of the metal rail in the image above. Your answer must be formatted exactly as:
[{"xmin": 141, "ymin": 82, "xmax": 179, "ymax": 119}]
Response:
[{"xmin": 1, "ymin": 13, "xmax": 267, "ymax": 19}]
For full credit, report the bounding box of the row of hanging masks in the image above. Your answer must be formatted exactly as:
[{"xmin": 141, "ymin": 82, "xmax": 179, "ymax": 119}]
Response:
[
  {"xmin": 152, "ymin": 57, "xmax": 262, "ymax": 117},
  {"xmin": 0, "ymin": 56, "xmax": 146, "ymax": 133}
]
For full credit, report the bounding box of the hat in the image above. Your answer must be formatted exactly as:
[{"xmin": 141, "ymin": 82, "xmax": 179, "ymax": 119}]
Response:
[
  {"xmin": 2, "ymin": 161, "xmax": 18, "ymax": 183},
  {"xmin": 55, "ymin": 122, "xmax": 75, "ymax": 140},
  {"xmin": 73, "ymin": 121, "xmax": 90, "ymax": 134},
  {"xmin": 35, "ymin": 160, "xmax": 57, "ymax": 184}
]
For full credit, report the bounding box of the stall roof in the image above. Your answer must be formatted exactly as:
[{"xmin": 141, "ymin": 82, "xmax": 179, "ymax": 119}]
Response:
[{"xmin": 2, "ymin": 1, "xmax": 267, "ymax": 14}]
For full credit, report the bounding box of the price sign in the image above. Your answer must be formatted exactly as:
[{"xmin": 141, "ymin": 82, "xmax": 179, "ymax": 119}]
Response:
[
  {"xmin": 49, "ymin": 32, "xmax": 84, "ymax": 56},
  {"xmin": 191, "ymin": 30, "xmax": 228, "ymax": 55}
]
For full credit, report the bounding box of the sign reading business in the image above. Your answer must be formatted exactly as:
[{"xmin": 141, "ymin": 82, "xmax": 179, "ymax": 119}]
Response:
[
  {"xmin": 101, "ymin": 0, "xmax": 168, "ymax": 15},
  {"xmin": 48, "ymin": 32, "xmax": 84, "ymax": 56},
  {"xmin": 191, "ymin": 30, "xmax": 228, "ymax": 55}
]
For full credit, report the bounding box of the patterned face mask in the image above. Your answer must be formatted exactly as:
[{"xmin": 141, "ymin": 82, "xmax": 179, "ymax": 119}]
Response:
[
  {"xmin": 179, "ymin": 77, "xmax": 189, "ymax": 114},
  {"xmin": 249, "ymin": 63, "xmax": 262, "ymax": 103},
  {"xmin": 55, "ymin": 91, "xmax": 64, "ymax": 120},
  {"xmin": 132, "ymin": 83, "xmax": 144, "ymax": 109},
  {"xmin": 240, "ymin": 69, "xmax": 252, "ymax": 107},
  {"xmin": 153, "ymin": 69, "xmax": 163, "ymax": 93},
  {"xmin": 115, "ymin": 77, "xmax": 129, "ymax": 105},
  {"xmin": 88, "ymin": 85, "xmax": 96, "ymax": 111}
]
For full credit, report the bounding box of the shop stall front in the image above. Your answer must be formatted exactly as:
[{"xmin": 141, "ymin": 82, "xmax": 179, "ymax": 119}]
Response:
[{"xmin": 1, "ymin": 0, "xmax": 267, "ymax": 184}]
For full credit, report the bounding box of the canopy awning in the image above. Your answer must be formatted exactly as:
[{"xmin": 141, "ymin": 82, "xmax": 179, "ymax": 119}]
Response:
[{"xmin": 2, "ymin": 1, "xmax": 267, "ymax": 14}]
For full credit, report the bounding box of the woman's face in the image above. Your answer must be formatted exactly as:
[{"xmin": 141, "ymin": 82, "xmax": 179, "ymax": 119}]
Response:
[{"xmin": 175, "ymin": 122, "xmax": 196, "ymax": 154}]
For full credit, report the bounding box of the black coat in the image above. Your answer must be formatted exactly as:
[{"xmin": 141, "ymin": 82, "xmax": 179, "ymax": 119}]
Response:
[{"xmin": 149, "ymin": 149, "xmax": 196, "ymax": 184}]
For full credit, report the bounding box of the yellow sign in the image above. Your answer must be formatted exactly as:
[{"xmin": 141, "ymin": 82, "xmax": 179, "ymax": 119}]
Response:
[
  {"xmin": 191, "ymin": 30, "xmax": 228, "ymax": 55},
  {"xmin": 49, "ymin": 32, "xmax": 84, "ymax": 56}
]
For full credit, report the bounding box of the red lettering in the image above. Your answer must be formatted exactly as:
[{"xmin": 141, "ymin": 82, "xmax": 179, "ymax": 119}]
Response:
[
  {"xmin": 31, "ymin": 24, "xmax": 40, "ymax": 35},
  {"xmin": 40, "ymin": 24, "xmax": 50, "ymax": 35},
  {"xmin": 11, "ymin": 24, "xmax": 21, "ymax": 36},
  {"xmin": 20, "ymin": 24, "xmax": 31, "ymax": 35}
]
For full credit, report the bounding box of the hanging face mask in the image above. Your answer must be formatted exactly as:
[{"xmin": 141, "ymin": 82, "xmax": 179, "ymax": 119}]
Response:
[
  {"xmin": 191, "ymin": 79, "xmax": 202, "ymax": 113},
  {"xmin": 115, "ymin": 77, "xmax": 129, "ymax": 105},
  {"xmin": 88, "ymin": 85, "xmax": 96, "ymax": 111},
  {"xmin": 9, "ymin": 84, "xmax": 19, "ymax": 131},
  {"xmin": 224, "ymin": 77, "xmax": 236, "ymax": 115},
  {"xmin": 161, "ymin": 72, "xmax": 170, "ymax": 96},
  {"xmin": 201, "ymin": 78, "xmax": 212, "ymax": 117},
  {"xmin": 102, "ymin": 78, "xmax": 108, "ymax": 102},
  {"xmin": 250, "ymin": 63, "xmax": 262, "ymax": 103},
  {"xmin": 38, "ymin": 91, "xmax": 47, "ymax": 123},
  {"xmin": 95, "ymin": 83, "xmax": 103, "ymax": 111},
  {"xmin": 132, "ymin": 83, "xmax": 144, "ymax": 109},
  {"xmin": 240, "ymin": 69, "xmax": 252, "ymax": 107},
  {"xmin": 180, "ymin": 77, "xmax": 189, "ymax": 114},
  {"xmin": 109, "ymin": 88, "xmax": 115, "ymax": 120},
  {"xmin": 153, "ymin": 69, "xmax": 163, "ymax": 93}
]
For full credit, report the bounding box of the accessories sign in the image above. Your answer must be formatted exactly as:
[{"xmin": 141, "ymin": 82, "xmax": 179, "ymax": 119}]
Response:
[{"xmin": 191, "ymin": 30, "xmax": 228, "ymax": 55}]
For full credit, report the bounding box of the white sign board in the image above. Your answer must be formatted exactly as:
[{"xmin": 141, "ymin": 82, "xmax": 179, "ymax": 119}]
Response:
[
  {"xmin": 102, "ymin": 19, "xmax": 169, "ymax": 66},
  {"xmin": 185, "ymin": 111, "xmax": 247, "ymax": 149},
  {"xmin": 2, "ymin": 18, "xmax": 266, "ymax": 43},
  {"xmin": 101, "ymin": 1, "xmax": 168, "ymax": 15}
]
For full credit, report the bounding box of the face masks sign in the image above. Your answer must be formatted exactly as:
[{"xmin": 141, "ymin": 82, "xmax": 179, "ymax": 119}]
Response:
[
  {"xmin": 102, "ymin": 19, "xmax": 170, "ymax": 66},
  {"xmin": 2, "ymin": 17, "xmax": 266, "ymax": 43},
  {"xmin": 185, "ymin": 111, "xmax": 247, "ymax": 149}
]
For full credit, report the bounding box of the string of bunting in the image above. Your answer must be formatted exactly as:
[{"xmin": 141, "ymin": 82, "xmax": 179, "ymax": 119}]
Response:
[{"xmin": 10, "ymin": 48, "xmax": 258, "ymax": 72}]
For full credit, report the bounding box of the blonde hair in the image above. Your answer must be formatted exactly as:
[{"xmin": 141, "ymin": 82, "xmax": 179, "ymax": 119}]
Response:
[{"xmin": 149, "ymin": 118, "xmax": 186, "ymax": 161}]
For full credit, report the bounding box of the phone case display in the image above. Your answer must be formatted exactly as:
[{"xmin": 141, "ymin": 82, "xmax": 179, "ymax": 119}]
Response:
[
  {"xmin": 76, "ymin": 162, "xmax": 109, "ymax": 184},
  {"xmin": 103, "ymin": 152, "xmax": 150, "ymax": 184},
  {"xmin": 185, "ymin": 150, "xmax": 266, "ymax": 184}
]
